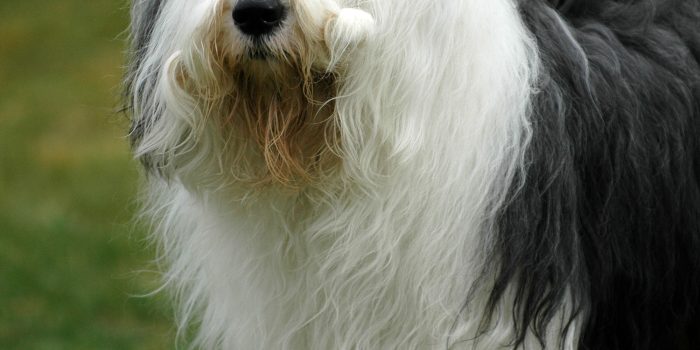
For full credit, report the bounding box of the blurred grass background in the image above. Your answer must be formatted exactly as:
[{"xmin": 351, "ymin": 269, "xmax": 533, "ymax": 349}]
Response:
[{"xmin": 0, "ymin": 0, "xmax": 172, "ymax": 348}]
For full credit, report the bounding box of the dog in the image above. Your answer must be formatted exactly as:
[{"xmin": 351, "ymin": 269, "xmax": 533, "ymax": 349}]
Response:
[{"xmin": 124, "ymin": 0, "xmax": 700, "ymax": 348}]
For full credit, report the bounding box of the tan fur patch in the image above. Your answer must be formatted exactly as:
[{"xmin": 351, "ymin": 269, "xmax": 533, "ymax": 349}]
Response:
[
  {"xmin": 227, "ymin": 67, "xmax": 339, "ymax": 188},
  {"xmin": 177, "ymin": 2, "xmax": 340, "ymax": 189}
]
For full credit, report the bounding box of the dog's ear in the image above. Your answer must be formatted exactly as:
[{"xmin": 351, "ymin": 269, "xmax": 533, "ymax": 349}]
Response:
[{"xmin": 124, "ymin": 0, "xmax": 166, "ymax": 171}]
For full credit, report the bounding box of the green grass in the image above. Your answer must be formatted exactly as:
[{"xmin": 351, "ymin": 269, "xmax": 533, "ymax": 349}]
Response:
[{"xmin": 0, "ymin": 1, "xmax": 172, "ymax": 348}]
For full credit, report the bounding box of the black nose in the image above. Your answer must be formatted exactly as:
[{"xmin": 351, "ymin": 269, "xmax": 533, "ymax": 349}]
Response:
[{"xmin": 233, "ymin": 0, "xmax": 286, "ymax": 37}]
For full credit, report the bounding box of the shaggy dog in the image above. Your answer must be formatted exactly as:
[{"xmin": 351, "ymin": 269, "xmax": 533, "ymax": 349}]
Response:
[{"xmin": 124, "ymin": 0, "xmax": 700, "ymax": 348}]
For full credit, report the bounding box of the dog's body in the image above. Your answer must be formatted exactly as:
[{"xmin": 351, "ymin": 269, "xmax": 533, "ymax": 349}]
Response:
[{"xmin": 125, "ymin": 0, "xmax": 700, "ymax": 348}]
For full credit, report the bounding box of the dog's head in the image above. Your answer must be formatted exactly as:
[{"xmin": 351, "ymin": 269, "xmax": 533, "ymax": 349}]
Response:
[{"xmin": 125, "ymin": 0, "xmax": 373, "ymax": 188}]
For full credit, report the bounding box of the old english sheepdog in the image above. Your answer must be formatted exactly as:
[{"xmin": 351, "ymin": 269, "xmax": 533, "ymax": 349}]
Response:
[{"xmin": 124, "ymin": 0, "xmax": 700, "ymax": 348}]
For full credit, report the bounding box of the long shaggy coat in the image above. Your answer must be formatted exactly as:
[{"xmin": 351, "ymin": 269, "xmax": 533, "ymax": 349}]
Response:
[{"xmin": 124, "ymin": 0, "xmax": 700, "ymax": 348}]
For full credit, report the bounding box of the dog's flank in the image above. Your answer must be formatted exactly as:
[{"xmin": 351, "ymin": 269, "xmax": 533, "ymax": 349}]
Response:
[
  {"xmin": 500, "ymin": 2, "xmax": 700, "ymax": 348},
  {"xmin": 124, "ymin": 0, "xmax": 700, "ymax": 349}
]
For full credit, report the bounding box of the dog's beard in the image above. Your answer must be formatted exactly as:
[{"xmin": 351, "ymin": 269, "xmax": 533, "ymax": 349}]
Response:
[
  {"xmin": 224, "ymin": 58, "xmax": 339, "ymax": 188},
  {"xmin": 204, "ymin": 3, "xmax": 375, "ymax": 189},
  {"xmin": 187, "ymin": 20, "xmax": 342, "ymax": 188}
]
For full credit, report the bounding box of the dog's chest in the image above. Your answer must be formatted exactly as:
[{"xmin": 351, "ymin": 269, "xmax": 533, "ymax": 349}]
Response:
[{"xmin": 198, "ymin": 191, "xmax": 464, "ymax": 348}]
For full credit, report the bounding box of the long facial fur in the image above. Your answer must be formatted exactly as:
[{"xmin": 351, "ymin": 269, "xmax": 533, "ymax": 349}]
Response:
[
  {"xmin": 127, "ymin": 0, "xmax": 347, "ymax": 189},
  {"xmin": 125, "ymin": 0, "xmax": 700, "ymax": 349}
]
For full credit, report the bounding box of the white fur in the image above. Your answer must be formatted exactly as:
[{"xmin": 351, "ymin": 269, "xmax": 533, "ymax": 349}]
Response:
[{"xmin": 132, "ymin": 0, "xmax": 579, "ymax": 348}]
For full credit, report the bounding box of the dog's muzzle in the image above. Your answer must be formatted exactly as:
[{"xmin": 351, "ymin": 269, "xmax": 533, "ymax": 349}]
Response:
[{"xmin": 233, "ymin": 0, "xmax": 286, "ymax": 37}]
